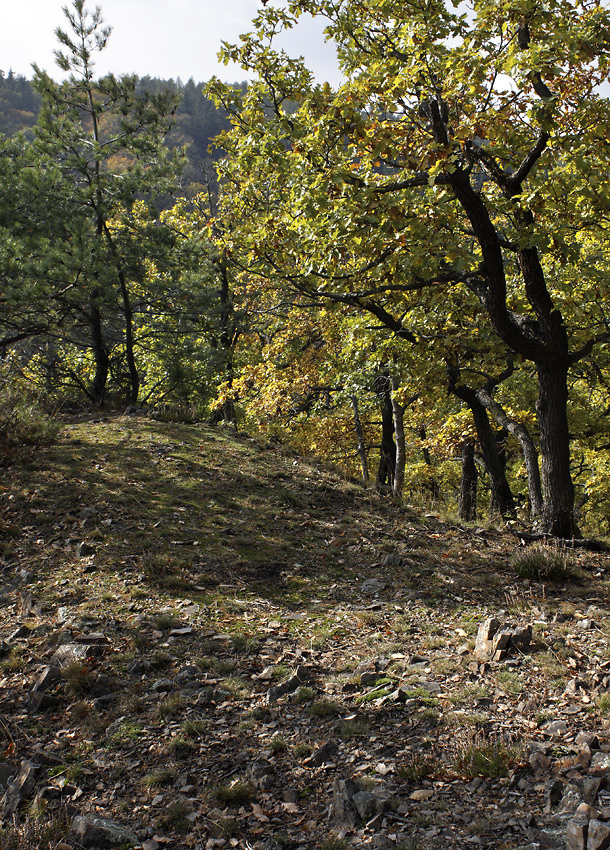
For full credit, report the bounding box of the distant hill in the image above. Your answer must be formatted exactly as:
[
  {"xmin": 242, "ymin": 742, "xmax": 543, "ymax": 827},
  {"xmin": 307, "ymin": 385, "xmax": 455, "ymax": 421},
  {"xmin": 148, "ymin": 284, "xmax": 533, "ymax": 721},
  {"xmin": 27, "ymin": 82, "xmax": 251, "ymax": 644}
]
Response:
[
  {"xmin": 0, "ymin": 71, "xmax": 40, "ymax": 136},
  {"xmin": 0, "ymin": 71, "xmax": 240, "ymax": 184}
]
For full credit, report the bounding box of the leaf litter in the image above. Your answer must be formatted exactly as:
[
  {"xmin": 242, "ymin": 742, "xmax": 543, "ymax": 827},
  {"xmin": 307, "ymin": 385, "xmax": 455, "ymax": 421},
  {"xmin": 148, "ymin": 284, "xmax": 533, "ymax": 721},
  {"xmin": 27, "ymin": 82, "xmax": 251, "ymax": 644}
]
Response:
[{"xmin": 0, "ymin": 413, "xmax": 610, "ymax": 848}]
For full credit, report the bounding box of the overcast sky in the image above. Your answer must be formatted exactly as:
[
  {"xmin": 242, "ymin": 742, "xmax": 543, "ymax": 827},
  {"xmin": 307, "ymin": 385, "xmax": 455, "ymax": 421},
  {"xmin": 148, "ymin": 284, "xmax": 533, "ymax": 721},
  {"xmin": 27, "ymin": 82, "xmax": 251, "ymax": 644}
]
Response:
[{"xmin": 1, "ymin": 0, "xmax": 342, "ymax": 84}]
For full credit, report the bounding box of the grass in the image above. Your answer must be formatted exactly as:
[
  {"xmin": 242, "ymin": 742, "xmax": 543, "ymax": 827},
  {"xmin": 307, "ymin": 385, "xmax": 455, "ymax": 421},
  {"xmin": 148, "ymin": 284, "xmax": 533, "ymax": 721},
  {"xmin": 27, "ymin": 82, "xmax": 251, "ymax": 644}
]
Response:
[
  {"xmin": 511, "ymin": 544, "xmax": 574, "ymax": 582},
  {"xmin": 0, "ymin": 812, "xmax": 70, "ymax": 850},
  {"xmin": 155, "ymin": 693, "xmax": 185, "ymax": 719},
  {"xmin": 397, "ymin": 753, "xmax": 440, "ymax": 782},
  {"xmin": 305, "ymin": 699, "xmax": 342, "ymax": 717},
  {"xmin": 143, "ymin": 768, "xmax": 176, "ymax": 789},
  {"xmin": 455, "ymin": 734, "xmax": 522, "ymax": 778},
  {"xmin": 209, "ymin": 780, "xmax": 253, "ymax": 806}
]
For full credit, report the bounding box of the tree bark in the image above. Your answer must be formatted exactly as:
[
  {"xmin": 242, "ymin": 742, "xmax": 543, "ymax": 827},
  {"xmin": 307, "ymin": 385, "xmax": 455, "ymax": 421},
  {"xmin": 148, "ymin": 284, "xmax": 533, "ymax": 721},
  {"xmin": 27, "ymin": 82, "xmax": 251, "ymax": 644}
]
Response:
[
  {"xmin": 537, "ymin": 355, "xmax": 578, "ymax": 536},
  {"xmin": 475, "ymin": 388, "xmax": 543, "ymax": 521},
  {"xmin": 89, "ymin": 295, "xmax": 109, "ymax": 405},
  {"xmin": 448, "ymin": 373, "xmax": 515, "ymax": 518},
  {"xmin": 458, "ymin": 438, "xmax": 477, "ymax": 521},
  {"xmin": 375, "ymin": 373, "xmax": 396, "ymax": 489},
  {"xmin": 350, "ymin": 394, "xmax": 370, "ymax": 487},
  {"xmin": 390, "ymin": 374, "xmax": 406, "ymax": 497},
  {"xmin": 117, "ymin": 267, "xmax": 139, "ymax": 404}
]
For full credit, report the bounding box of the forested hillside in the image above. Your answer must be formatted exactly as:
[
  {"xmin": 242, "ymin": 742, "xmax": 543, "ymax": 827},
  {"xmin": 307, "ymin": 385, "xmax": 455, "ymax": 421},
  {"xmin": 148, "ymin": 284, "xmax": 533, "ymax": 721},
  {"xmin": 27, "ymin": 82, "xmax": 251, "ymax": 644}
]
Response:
[{"xmin": 0, "ymin": 70, "xmax": 234, "ymax": 183}]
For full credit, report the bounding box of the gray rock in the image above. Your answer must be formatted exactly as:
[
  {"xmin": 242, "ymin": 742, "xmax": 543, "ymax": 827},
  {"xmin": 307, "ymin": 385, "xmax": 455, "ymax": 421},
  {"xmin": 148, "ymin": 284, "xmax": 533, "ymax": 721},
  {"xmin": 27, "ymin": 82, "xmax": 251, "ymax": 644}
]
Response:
[
  {"xmin": 151, "ymin": 677, "xmax": 174, "ymax": 692},
  {"xmin": 9, "ymin": 624, "xmax": 31, "ymax": 640},
  {"xmin": 475, "ymin": 618, "xmax": 532, "ymax": 661},
  {"xmin": 329, "ymin": 778, "xmax": 360, "ymax": 826},
  {"xmin": 475, "ymin": 617, "xmax": 501, "ymax": 660},
  {"xmin": 27, "ymin": 692, "xmax": 62, "ymax": 713},
  {"xmin": 51, "ymin": 643, "xmax": 104, "ymax": 668},
  {"xmin": 1, "ymin": 759, "xmax": 39, "ymax": 815},
  {"xmin": 584, "ymin": 777, "xmax": 603, "ymax": 806},
  {"xmin": 70, "ymin": 814, "xmax": 139, "ymax": 849},
  {"xmin": 360, "ymin": 578, "xmax": 386, "ymax": 595},
  {"xmin": 591, "ymin": 753, "xmax": 610, "ymax": 776},
  {"xmin": 543, "ymin": 720, "xmax": 569, "ymax": 737},
  {"xmin": 351, "ymin": 788, "xmax": 392, "ymax": 820},
  {"xmin": 304, "ymin": 740, "xmax": 338, "ymax": 767},
  {"xmin": 33, "ymin": 665, "xmax": 62, "ymax": 693},
  {"xmin": 559, "ymin": 784, "xmax": 585, "ymax": 813},
  {"xmin": 268, "ymin": 665, "xmax": 310, "ymax": 701},
  {"xmin": 588, "ymin": 819, "xmax": 610, "ymax": 850},
  {"xmin": 370, "ymin": 837, "xmax": 394, "ymax": 850},
  {"xmin": 567, "ymin": 816, "xmax": 590, "ymax": 850}
]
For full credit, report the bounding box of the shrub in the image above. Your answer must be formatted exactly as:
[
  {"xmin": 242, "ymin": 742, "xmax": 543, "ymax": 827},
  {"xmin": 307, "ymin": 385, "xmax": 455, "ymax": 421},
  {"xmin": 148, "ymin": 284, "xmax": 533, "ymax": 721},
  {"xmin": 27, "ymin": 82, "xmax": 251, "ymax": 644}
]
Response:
[{"xmin": 0, "ymin": 362, "xmax": 59, "ymax": 462}]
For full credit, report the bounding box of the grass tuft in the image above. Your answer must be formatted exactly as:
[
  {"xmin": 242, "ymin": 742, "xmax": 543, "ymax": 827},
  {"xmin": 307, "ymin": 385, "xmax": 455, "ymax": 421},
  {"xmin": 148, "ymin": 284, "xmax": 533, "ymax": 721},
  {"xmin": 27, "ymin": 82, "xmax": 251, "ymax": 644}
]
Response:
[{"xmin": 511, "ymin": 544, "xmax": 574, "ymax": 582}]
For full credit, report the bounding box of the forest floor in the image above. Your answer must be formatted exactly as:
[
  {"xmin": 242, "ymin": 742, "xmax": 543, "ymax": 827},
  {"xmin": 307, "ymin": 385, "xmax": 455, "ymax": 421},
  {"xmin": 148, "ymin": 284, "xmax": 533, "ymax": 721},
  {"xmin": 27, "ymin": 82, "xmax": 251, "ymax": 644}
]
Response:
[{"xmin": 1, "ymin": 413, "xmax": 610, "ymax": 850}]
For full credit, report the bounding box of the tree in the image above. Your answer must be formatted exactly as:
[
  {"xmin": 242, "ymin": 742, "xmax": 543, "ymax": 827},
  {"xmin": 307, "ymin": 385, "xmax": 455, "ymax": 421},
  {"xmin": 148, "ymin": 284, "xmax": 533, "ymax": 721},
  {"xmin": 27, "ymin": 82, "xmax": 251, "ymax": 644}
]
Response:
[
  {"xmin": 209, "ymin": 0, "xmax": 610, "ymax": 536},
  {"xmin": 31, "ymin": 0, "xmax": 182, "ymax": 403}
]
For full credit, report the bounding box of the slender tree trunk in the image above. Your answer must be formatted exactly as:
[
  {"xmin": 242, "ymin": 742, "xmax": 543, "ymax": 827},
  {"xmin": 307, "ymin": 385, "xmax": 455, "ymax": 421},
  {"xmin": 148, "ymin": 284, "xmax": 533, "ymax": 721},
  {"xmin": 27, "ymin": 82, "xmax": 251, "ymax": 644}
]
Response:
[
  {"xmin": 217, "ymin": 257, "xmax": 238, "ymax": 425},
  {"xmin": 419, "ymin": 424, "xmax": 440, "ymax": 500},
  {"xmin": 375, "ymin": 374, "xmax": 396, "ymax": 489},
  {"xmin": 390, "ymin": 375, "xmax": 406, "ymax": 497},
  {"xmin": 350, "ymin": 394, "xmax": 370, "ymax": 487},
  {"xmin": 89, "ymin": 295, "xmax": 109, "ymax": 404},
  {"xmin": 459, "ymin": 438, "xmax": 477, "ymax": 521},
  {"xmin": 117, "ymin": 268, "xmax": 139, "ymax": 404},
  {"xmin": 475, "ymin": 388, "xmax": 543, "ymax": 521},
  {"xmin": 537, "ymin": 356, "xmax": 578, "ymax": 536},
  {"xmin": 448, "ymin": 374, "xmax": 515, "ymax": 517}
]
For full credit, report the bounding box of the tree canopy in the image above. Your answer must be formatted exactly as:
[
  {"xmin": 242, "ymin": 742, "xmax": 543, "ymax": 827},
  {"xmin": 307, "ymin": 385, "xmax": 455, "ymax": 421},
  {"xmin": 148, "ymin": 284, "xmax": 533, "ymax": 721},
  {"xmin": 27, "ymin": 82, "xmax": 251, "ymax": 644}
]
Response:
[{"xmin": 206, "ymin": 0, "xmax": 610, "ymax": 536}]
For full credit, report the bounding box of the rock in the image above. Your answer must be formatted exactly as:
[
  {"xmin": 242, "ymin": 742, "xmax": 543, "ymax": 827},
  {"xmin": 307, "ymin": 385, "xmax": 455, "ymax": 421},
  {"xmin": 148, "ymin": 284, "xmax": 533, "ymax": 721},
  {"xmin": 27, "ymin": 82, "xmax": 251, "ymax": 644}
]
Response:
[
  {"xmin": 9, "ymin": 624, "xmax": 31, "ymax": 640},
  {"xmin": 51, "ymin": 644, "xmax": 100, "ymax": 668},
  {"xmin": 329, "ymin": 778, "xmax": 360, "ymax": 826},
  {"xmin": 351, "ymin": 788, "xmax": 393, "ymax": 820},
  {"xmin": 591, "ymin": 753, "xmax": 610, "ymax": 776},
  {"xmin": 247, "ymin": 760, "xmax": 275, "ymax": 791},
  {"xmin": 559, "ymin": 784, "xmax": 583, "ymax": 813},
  {"xmin": 28, "ymin": 692, "xmax": 62, "ymax": 713},
  {"xmin": 410, "ymin": 788, "xmax": 434, "ymax": 801},
  {"xmin": 360, "ymin": 578, "xmax": 386, "ymax": 595},
  {"xmin": 588, "ymin": 819, "xmax": 610, "ymax": 850},
  {"xmin": 577, "ymin": 732, "xmax": 601, "ymax": 750},
  {"xmin": 370, "ymin": 836, "xmax": 394, "ymax": 849},
  {"xmin": 304, "ymin": 740, "xmax": 338, "ymax": 767},
  {"xmin": 543, "ymin": 720, "xmax": 569, "ymax": 737},
  {"xmin": 1, "ymin": 759, "xmax": 39, "ymax": 815},
  {"xmin": 567, "ymin": 815, "xmax": 590, "ymax": 850},
  {"xmin": 475, "ymin": 617, "xmax": 501, "ymax": 660},
  {"xmin": 475, "ymin": 618, "xmax": 532, "ymax": 661},
  {"xmin": 584, "ymin": 778, "xmax": 603, "ymax": 806},
  {"xmin": 267, "ymin": 665, "xmax": 310, "ymax": 701},
  {"xmin": 70, "ymin": 814, "xmax": 139, "ymax": 849},
  {"xmin": 33, "ymin": 664, "xmax": 62, "ymax": 693},
  {"xmin": 151, "ymin": 677, "xmax": 175, "ymax": 692}
]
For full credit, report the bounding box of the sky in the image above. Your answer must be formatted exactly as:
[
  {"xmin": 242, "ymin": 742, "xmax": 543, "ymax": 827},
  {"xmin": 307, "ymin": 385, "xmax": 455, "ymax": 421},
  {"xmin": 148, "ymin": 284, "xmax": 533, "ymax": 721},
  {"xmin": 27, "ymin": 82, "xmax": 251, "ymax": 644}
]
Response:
[{"xmin": 1, "ymin": 0, "xmax": 342, "ymax": 85}]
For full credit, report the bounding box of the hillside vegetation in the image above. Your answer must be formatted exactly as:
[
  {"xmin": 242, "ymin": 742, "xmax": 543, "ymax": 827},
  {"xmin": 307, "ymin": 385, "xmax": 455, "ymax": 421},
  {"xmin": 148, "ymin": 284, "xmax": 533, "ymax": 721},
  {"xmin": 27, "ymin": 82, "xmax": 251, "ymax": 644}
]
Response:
[{"xmin": 1, "ymin": 414, "xmax": 610, "ymax": 849}]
